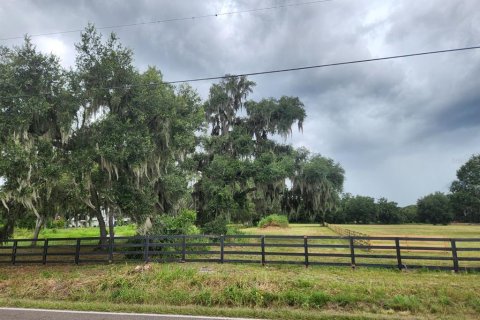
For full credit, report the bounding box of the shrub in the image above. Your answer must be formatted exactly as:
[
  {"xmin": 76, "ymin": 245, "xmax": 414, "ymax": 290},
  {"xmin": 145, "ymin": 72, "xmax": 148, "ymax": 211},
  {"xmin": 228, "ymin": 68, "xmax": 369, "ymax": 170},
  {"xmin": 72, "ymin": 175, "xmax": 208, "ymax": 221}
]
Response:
[
  {"xmin": 148, "ymin": 209, "xmax": 199, "ymax": 236},
  {"xmin": 125, "ymin": 210, "xmax": 199, "ymax": 260},
  {"xmin": 47, "ymin": 217, "xmax": 66, "ymax": 229},
  {"xmin": 258, "ymin": 214, "xmax": 289, "ymax": 228},
  {"xmin": 202, "ymin": 217, "xmax": 228, "ymax": 235}
]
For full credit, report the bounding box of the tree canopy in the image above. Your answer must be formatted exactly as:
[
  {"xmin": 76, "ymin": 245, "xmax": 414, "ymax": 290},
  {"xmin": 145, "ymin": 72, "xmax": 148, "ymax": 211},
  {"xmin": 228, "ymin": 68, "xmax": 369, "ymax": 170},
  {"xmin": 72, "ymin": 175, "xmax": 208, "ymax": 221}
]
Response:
[
  {"xmin": 1, "ymin": 27, "xmax": 347, "ymax": 240},
  {"xmin": 450, "ymin": 154, "xmax": 480, "ymax": 223}
]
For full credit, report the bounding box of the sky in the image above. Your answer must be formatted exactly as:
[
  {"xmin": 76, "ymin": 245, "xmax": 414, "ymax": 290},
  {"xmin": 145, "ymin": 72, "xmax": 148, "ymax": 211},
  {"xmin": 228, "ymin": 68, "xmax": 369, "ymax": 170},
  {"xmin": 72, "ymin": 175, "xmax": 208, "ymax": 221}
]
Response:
[{"xmin": 1, "ymin": 0, "xmax": 479, "ymax": 206}]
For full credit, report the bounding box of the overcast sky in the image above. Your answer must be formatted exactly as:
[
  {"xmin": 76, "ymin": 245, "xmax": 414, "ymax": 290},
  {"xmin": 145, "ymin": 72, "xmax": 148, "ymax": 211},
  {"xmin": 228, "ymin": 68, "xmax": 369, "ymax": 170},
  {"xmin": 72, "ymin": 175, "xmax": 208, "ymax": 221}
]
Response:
[{"xmin": 1, "ymin": 0, "xmax": 479, "ymax": 206}]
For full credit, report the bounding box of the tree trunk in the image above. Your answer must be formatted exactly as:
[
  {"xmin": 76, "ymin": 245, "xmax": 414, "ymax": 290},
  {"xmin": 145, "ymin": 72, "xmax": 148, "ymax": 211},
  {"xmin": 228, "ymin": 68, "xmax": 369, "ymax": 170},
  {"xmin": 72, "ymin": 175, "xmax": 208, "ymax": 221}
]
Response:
[
  {"xmin": 0, "ymin": 216, "xmax": 15, "ymax": 243},
  {"xmin": 107, "ymin": 207, "xmax": 115, "ymax": 241},
  {"xmin": 32, "ymin": 215, "xmax": 44, "ymax": 246},
  {"xmin": 91, "ymin": 188, "xmax": 107, "ymax": 246}
]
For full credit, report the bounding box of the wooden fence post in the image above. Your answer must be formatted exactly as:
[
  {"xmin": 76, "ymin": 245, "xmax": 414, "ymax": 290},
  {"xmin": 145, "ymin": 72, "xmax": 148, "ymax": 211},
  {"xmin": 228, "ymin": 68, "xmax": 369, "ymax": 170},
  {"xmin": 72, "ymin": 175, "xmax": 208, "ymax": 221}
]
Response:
[
  {"xmin": 349, "ymin": 237, "xmax": 356, "ymax": 269},
  {"xmin": 75, "ymin": 239, "xmax": 81, "ymax": 265},
  {"xmin": 450, "ymin": 239, "xmax": 459, "ymax": 273},
  {"xmin": 181, "ymin": 235, "xmax": 186, "ymax": 262},
  {"xmin": 143, "ymin": 236, "xmax": 150, "ymax": 263},
  {"xmin": 261, "ymin": 235, "xmax": 266, "ymax": 266},
  {"xmin": 42, "ymin": 239, "xmax": 49, "ymax": 265},
  {"xmin": 108, "ymin": 237, "xmax": 114, "ymax": 263},
  {"xmin": 395, "ymin": 238, "xmax": 403, "ymax": 270},
  {"xmin": 11, "ymin": 240, "xmax": 17, "ymax": 265},
  {"xmin": 304, "ymin": 236, "xmax": 309, "ymax": 267},
  {"xmin": 220, "ymin": 235, "xmax": 225, "ymax": 264}
]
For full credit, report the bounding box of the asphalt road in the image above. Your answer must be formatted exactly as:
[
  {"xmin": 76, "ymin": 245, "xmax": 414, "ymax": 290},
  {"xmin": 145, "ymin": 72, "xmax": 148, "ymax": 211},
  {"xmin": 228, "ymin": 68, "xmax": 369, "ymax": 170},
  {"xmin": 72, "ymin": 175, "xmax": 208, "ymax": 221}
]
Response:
[{"xmin": 0, "ymin": 308, "xmax": 258, "ymax": 320}]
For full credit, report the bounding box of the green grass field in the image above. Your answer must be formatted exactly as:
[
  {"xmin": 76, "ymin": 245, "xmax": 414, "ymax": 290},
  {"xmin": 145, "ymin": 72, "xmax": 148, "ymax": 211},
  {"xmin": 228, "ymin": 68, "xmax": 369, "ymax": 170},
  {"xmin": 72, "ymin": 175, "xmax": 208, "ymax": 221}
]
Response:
[
  {"xmin": 0, "ymin": 262, "xmax": 479, "ymax": 319},
  {"xmin": 241, "ymin": 223, "xmax": 337, "ymax": 236},
  {"xmin": 11, "ymin": 223, "xmax": 479, "ymax": 239},
  {"xmin": 12, "ymin": 225, "xmax": 137, "ymax": 239},
  {"xmin": 340, "ymin": 224, "xmax": 480, "ymax": 238}
]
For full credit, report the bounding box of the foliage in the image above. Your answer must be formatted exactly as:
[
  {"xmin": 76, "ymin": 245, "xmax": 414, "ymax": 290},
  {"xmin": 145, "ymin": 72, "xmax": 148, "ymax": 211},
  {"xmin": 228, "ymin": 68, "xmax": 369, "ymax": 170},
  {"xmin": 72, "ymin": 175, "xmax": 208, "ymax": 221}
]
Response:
[
  {"xmin": 400, "ymin": 205, "xmax": 418, "ymax": 223},
  {"xmin": 194, "ymin": 76, "xmax": 306, "ymax": 226},
  {"xmin": 201, "ymin": 217, "xmax": 228, "ymax": 235},
  {"xmin": 450, "ymin": 154, "xmax": 480, "ymax": 223},
  {"xmin": 283, "ymin": 150, "xmax": 345, "ymax": 225},
  {"xmin": 258, "ymin": 214, "xmax": 289, "ymax": 228},
  {"xmin": 46, "ymin": 218, "xmax": 66, "ymax": 229},
  {"xmin": 341, "ymin": 195, "xmax": 377, "ymax": 224},
  {"xmin": 376, "ymin": 198, "xmax": 402, "ymax": 224},
  {"xmin": 148, "ymin": 209, "xmax": 199, "ymax": 236},
  {"xmin": 0, "ymin": 26, "xmax": 203, "ymax": 240},
  {"xmin": 417, "ymin": 192, "xmax": 453, "ymax": 225}
]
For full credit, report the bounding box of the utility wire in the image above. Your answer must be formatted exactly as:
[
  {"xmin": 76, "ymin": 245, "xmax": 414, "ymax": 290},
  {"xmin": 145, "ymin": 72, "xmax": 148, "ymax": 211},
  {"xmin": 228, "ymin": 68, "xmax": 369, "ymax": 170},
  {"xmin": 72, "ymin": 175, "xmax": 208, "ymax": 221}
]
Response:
[
  {"xmin": 0, "ymin": 0, "xmax": 335, "ymax": 41},
  {"xmin": 164, "ymin": 45, "xmax": 480, "ymax": 84},
  {"xmin": 1, "ymin": 44, "xmax": 479, "ymax": 100}
]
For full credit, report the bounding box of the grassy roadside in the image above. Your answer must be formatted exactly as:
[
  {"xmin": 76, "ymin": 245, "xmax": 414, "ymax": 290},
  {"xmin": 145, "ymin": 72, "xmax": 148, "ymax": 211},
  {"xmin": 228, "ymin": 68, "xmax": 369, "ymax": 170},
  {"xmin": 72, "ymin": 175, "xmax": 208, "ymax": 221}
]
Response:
[
  {"xmin": 0, "ymin": 263, "xmax": 479, "ymax": 319},
  {"xmin": 0, "ymin": 298, "xmax": 416, "ymax": 320}
]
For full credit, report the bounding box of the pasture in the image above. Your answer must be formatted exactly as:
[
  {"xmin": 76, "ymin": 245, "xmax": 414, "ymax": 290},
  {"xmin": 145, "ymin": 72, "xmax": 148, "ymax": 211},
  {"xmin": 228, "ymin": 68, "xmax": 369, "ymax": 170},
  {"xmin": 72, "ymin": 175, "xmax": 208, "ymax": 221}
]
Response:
[
  {"xmin": 3, "ymin": 223, "xmax": 479, "ymax": 270},
  {"xmin": 341, "ymin": 224, "xmax": 480, "ymax": 238}
]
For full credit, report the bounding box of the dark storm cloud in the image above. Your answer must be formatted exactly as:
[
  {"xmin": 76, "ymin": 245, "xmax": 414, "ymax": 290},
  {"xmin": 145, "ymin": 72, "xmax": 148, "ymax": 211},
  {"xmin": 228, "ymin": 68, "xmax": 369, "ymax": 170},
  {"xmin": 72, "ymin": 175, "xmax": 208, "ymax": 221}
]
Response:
[{"xmin": 1, "ymin": 0, "xmax": 479, "ymax": 205}]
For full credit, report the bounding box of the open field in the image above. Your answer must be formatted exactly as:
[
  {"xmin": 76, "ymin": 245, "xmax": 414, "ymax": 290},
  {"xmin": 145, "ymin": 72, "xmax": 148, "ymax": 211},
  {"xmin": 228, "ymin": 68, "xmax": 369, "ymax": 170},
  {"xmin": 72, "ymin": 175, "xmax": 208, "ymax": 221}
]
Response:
[
  {"xmin": 2, "ymin": 224, "xmax": 479, "ymax": 269},
  {"xmin": 0, "ymin": 263, "xmax": 479, "ymax": 320},
  {"xmin": 341, "ymin": 224, "xmax": 480, "ymax": 238},
  {"xmin": 239, "ymin": 224, "xmax": 480, "ymax": 269},
  {"xmin": 240, "ymin": 223, "xmax": 337, "ymax": 236}
]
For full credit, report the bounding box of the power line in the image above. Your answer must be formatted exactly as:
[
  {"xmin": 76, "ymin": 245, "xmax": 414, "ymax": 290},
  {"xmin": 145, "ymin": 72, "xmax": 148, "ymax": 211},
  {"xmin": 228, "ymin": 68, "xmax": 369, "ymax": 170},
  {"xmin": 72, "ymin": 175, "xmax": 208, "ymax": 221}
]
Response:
[
  {"xmin": 1, "ymin": 44, "xmax": 479, "ymax": 100},
  {"xmin": 0, "ymin": 0, "xmax": 336, "ymax": 41},
  {"xmin": 164, "ymin": 45, "xmax": 480, "ymax": 84}
]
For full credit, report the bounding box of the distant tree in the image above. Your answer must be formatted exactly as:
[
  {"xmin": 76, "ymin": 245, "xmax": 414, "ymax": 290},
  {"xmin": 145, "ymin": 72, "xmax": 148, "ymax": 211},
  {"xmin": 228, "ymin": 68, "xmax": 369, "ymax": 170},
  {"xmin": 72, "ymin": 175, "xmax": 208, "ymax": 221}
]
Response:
[
  {"xmin": 343, "ymin": 195, "xmax": 377, "ymax": 224},
  {"xmin": 417, "ymin": 192, "xmax": 453, "ymax": 225},
  {"xmin": 450, "ymin": 154, "xmax": 480, "ymax": 222},
  {"xmin": 377, "ymin": 197, "xmax": 401, "ymax": 224},
  {"xmin": 285, "ymin": 151, "xmax": 345, "ymax": 225},
  {"xmin": 399, "ymin": 205, "xmax": 418, "ymax": 223}
]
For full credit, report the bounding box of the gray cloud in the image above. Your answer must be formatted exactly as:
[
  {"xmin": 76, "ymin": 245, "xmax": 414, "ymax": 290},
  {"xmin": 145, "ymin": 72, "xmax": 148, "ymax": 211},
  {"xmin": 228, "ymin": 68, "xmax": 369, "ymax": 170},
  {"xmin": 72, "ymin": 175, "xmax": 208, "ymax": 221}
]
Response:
[{"xmin": 1, "ymin": 0, "xmax": 479, "ymax": 205}]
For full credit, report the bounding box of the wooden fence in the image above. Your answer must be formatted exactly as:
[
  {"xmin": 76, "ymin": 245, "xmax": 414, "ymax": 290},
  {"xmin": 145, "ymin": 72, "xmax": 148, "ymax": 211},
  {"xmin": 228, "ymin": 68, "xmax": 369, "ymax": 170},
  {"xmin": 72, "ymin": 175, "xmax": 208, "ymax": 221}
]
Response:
[
  {"xmin": 326, "ymin": 224, "xmax": 371, "ymax": 247},
  {"xmin": 1, "ymin": 235, "xmax": 479, "ymax": 272}
]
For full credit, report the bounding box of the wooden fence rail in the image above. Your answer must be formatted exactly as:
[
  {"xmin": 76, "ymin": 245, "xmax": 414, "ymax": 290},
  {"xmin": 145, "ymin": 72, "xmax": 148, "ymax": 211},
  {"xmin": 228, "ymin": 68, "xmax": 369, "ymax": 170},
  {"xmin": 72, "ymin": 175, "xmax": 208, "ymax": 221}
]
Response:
[
  {"xmin": 327, "ymin": 224, "xmax": 371, "ymax": 247},
  {"xmin": 1, "ymin": 235, "xmax": 479, "ymax": 272}
]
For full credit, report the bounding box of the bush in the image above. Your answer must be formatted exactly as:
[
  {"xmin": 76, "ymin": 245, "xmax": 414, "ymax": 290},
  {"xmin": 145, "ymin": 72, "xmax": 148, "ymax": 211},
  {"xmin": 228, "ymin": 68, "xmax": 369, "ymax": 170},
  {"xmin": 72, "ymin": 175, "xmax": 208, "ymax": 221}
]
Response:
[
  {"xmin": 125, "ymin": 210, "xmax": 199, "ymax": 260},
  {"xmin": 258, "ymin": 214, "xmax": 289, "ymax": 228},
  {"xmin": 148, "ymin": 209, "xmax": 199, "ymax": 236},
  {"xmin": 47, "ymin": 217, "xmax": 66, "ymax": 229},
  {"xmin": 202, "ymin": 217, "xmax": 228, "ymax": 235}
]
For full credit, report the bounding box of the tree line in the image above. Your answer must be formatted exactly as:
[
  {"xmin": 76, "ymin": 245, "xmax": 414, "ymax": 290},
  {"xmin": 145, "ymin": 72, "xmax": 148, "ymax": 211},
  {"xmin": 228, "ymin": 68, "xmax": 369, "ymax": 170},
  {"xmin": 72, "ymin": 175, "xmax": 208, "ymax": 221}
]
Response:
[
  {"xmin": 0, "ymin": 27, "xmax": 478, "ymax": 242},
  {"xmin": 325, "ymin": 154, "xmax": 480, "ymax": 225}
]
